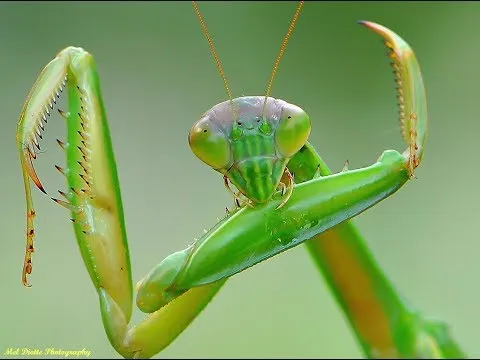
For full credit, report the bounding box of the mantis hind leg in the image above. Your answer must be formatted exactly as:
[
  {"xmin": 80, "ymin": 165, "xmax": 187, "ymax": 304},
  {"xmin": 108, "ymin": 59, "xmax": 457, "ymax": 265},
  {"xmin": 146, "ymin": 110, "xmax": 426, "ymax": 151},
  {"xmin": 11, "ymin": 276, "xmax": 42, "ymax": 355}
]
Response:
[{"xmin": 275, "ymin": 168, "xmax": 294, "ymax": 210}]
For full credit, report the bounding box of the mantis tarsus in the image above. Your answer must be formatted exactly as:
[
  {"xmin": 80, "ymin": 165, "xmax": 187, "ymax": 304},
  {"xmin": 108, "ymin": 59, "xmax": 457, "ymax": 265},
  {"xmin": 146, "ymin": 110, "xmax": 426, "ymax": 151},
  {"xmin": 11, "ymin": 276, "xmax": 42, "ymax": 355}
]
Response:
[{"xmin": 15, "ymin": 1, "xmax": 465, "ymax": 359}]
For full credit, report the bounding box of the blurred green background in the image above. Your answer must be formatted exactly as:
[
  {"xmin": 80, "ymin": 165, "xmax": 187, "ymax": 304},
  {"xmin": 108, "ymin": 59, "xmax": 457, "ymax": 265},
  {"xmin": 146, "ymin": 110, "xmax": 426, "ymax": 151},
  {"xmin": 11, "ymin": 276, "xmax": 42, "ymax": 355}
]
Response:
[{"xmin": 1, "ymin": 1, "xmax": 479, "ymax": 358}]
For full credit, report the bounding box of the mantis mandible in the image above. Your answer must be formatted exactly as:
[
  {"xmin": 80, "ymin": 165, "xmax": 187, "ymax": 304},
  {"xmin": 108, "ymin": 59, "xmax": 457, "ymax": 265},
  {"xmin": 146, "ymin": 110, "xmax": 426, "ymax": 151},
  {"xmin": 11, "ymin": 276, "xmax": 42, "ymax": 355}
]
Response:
[{"xmin": 15, "ymin": 2, "xmax": 465, "ymax": 359}]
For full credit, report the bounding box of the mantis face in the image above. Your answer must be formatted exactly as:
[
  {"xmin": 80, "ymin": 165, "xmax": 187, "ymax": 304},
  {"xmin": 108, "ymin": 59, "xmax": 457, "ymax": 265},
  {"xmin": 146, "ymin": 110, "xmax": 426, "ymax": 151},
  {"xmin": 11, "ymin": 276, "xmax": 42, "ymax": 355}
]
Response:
[{"xmin": 189, "ymin": 96, "xmax": 311, "ymax": 204}]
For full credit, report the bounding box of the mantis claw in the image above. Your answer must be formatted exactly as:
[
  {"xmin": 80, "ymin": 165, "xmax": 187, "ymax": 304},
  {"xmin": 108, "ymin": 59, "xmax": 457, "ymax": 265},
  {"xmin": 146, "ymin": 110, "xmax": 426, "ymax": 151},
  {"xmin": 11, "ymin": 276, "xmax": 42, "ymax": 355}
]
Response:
[
  {"xmin": 224, "ymin": 175, "xmax": 253, "ymax": 209},
  {"xmin": 275, "ymin": 168, "xmax": 294, "ymax": 210},
  {"xmin": 22, "ymin": 151, "xmax": 47, "ymax": 194},
  {"xmin": 224, "ymin": 175, "xmax": 237, "ymax": 199},
  {"xmin": 359, "ymin": 20, "xmax": 427, "ymax": 177},
  {"xmin": 234, "ymin": 197, "xmax": 241, "ymax": 208}
]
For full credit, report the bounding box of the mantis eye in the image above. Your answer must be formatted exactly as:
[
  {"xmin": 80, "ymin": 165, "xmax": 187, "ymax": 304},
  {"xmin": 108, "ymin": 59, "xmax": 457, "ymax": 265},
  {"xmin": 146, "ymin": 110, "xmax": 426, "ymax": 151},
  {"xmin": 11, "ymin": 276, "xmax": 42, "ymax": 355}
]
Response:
[
  {"xmin": 274, "ymin": 104, "xmax": 311, "ymax": 158},
  {"xmin": 188, "ymin": 118, "xmax": 232, "ymax": 171}
]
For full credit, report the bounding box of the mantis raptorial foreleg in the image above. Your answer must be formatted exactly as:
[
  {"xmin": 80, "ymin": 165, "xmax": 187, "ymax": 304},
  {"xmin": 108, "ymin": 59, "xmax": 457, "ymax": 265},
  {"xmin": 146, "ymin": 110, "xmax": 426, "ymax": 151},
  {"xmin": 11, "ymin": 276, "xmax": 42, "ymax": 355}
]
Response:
[
  {"xmin": 16, "ymin": 46, "xmax": 226, "ymax": 358},
  {"xmin": 275, "ymin": 168, "xmax": 294, "ymax": 209}
]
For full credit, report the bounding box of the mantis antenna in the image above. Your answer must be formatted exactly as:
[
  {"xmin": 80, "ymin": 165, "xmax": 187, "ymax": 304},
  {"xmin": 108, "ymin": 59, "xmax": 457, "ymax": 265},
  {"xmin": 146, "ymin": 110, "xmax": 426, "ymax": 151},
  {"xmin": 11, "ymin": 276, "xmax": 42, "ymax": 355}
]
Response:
[
  {"xmin": 262, "ymin": 1, "xmax": 304, "ymax": 117},
  {"xmin": 192, "ymin": 1, "xmax": 236, "ymax": 116}
]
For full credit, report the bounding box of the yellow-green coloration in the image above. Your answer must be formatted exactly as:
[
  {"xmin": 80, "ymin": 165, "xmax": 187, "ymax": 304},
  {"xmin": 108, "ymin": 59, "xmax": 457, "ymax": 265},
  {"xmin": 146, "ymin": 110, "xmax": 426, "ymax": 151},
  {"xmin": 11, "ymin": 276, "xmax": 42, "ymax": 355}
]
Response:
[
  {"xmin": 360, "ymin": 21, "xmax": 428, "ymax": 176},
  {"xmin": 16, "ymin": 45, "xmax": 230, "ymax": 358},
  {"xmin": 16, "ymin": 47, "xmax": 68, "ymax": 286},
  {"xmin": 62, "ymin": 48, "xmax": 134, "ymax": 350},
  {"xmin": 16, "ymin": 46, "xmax": 134, "ymax": 354},
  {"xmin": 189, "ymin": 96, "xmax": 311, "ymax": 204},
  {"xmin": 14, "ymin": 3, "xmax": 464, "ymax": 359}
]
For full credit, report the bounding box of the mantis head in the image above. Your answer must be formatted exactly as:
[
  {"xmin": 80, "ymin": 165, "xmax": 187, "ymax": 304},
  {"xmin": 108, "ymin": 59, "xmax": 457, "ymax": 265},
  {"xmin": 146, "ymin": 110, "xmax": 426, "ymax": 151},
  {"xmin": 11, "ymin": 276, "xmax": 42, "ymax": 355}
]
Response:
[
  {"xmin": 189, "ymin": 1, "xmax": 307, "ymax": 206},
  {"xmin": 188, "ymin": 96, "xmax": 311, "ymax": 203}
]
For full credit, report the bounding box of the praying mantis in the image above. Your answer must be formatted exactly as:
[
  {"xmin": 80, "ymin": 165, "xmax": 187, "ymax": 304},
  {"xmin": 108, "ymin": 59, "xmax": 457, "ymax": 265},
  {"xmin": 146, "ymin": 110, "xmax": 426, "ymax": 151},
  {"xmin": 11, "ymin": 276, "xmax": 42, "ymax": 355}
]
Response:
[{"xmin": 14, "ymin": 1, "xmax": 466, "ymax": 358}]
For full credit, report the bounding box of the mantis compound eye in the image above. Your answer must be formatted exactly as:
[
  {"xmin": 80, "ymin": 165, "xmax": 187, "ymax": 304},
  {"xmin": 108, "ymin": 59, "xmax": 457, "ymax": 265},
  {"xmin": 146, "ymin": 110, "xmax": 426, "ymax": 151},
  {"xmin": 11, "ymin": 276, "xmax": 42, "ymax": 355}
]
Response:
[
  {"xmin": 274, "ymin": 104, "xmax": 311, "ymax": 158},
  {"xmin": 188, "ymin": 117, "xmax": 232, "ymax": 171}
]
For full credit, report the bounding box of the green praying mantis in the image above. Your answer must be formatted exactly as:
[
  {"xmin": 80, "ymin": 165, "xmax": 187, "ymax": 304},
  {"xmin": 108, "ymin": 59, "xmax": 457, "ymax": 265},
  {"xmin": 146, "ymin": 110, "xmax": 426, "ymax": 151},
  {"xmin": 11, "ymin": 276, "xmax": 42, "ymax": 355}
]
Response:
[{"xmin": 14, "ymin": 1, "xmax": 466, "ymax": 359}]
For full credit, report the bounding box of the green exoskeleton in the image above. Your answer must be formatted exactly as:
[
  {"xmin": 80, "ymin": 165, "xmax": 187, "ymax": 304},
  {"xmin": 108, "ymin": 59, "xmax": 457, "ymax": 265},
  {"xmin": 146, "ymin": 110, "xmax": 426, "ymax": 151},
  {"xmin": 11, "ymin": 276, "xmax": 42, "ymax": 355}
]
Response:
[
  {"xmin": 189, "ymin": 2, "xmax": 308, "ymax": 209},
  {"xmin": 15, "ymin": 1, "xmax": 465, "ymax": 359},
  {"xmin": 189, "ymin": 96, "xmax": 310, "ymax": 208}
]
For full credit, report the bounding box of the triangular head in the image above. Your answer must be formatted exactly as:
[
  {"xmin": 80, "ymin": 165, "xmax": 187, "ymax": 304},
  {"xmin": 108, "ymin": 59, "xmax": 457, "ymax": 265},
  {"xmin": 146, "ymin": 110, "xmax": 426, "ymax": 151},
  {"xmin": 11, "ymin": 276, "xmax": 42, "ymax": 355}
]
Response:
[{"xmin": 189, "ymin": 96, "xmax": 311, "ymax": 205}]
